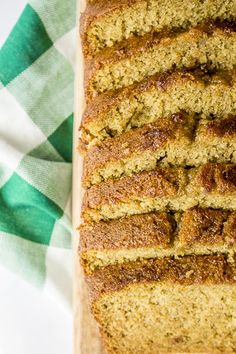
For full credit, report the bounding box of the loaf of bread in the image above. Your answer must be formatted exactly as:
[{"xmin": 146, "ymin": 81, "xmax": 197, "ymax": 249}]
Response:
[{"xmin": 79, "ymin": 1, "xmax": 236, "ymax": 352}]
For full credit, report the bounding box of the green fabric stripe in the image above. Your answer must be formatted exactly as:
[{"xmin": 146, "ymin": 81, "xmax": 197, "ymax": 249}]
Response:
[
  {"xmin": 48, "ymin": 114, "xmax": 73, "ymax": 162},
  {"xmin": 17, "ymin": 156, "xmax": 72, "ymax": 211},
  {"xmin": 0, "ymin": 4, "xmax": 53, "ymax": 86},
  {"xmin": 0, "ymin": 172, "xmax": 63, "ymax": 245},
  {"xmin": 29, "ymin": 140, "xmax": 65, "ymax": 162}
]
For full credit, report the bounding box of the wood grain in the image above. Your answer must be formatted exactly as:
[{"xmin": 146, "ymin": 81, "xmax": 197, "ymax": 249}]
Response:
[{"xmin": 73, "ymin": 1, "xmax": 105, "ymax": 353}]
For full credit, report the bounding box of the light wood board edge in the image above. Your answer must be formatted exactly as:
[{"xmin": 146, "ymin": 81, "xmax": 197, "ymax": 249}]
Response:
[{"xmin": 73, "ymin": 1, "xmax": 105, "ymax": 353}]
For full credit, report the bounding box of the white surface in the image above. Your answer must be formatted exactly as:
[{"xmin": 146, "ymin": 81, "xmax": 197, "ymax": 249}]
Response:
[
  {"xmin": 0, "ymin": 265, "xmax": 72, "ymax": 354},
  {"xmin": 0, "ymin": 0, "xmax": 27, "ymax": 47},
  {"xmin": 0, "ymin": 2, "xmax": 73, "ymax": 354}
]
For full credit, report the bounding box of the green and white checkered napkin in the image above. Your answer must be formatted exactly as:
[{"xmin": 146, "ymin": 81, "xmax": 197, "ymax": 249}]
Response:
[{"xmin": 0, "ymin": 0, "xmax": 76, "ymax": 306}]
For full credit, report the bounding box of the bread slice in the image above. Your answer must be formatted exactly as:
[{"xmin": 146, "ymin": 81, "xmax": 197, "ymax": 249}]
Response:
[
  {"xmin": 85, "ymin": 22, "xmax": 236, "ymax": 100},
  {"xmin": 81, "ymin": 0, "xmax": 235, "ymax": 55},
  {"xmin": 82, "ymin": 113, "xmax": 236, "ymax": 187},
  {"xmin": 80, "ymin": 208, "xmax": 236, "ymax": 273},
  {"xmin": 80, "ymin": 69, "xmax": 236, "ymax": 151},
  {"xmin": 86, "ymin": 255, "xmax": 236, "ymax": 353},
  {"xmin": 82, "ymin": 163, "xmax": 236, "ymax": 222}
]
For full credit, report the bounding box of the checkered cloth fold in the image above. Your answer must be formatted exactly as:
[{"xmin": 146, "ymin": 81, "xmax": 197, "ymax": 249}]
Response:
[{"xmin": 0, "ymin": 0, "xmax": 75, "ymax": 305}]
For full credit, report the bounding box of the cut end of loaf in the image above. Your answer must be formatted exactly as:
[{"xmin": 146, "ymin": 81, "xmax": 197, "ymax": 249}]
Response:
[
  {"xmin": 86, "ymin": 255, "xmax": 236, "ymax": 353},
  {"xmin": 93, "ymin": 283, "xmax": 236, "ymax": 353}
]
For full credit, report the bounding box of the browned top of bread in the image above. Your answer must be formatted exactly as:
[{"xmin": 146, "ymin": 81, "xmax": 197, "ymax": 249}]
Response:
[
  {"xmin": 82, "ymin": 112, "xmax": 191, "ymax": 183},
  {"xmin": 82, "ymin": 166, "xmax": 187, "ymax": 211},
  {"xmin": 190, "ymin": 163, "xmax": 236, "ymax": 194},
  {"xmin": 80, "ymin": 212, "xmax": 175, "ymax": 251},
  {"xmin": 81, "ymin": 68, "xmax": 235, "ymax": 129},
  {"xmin": 178, "ymin": 208, "xmax": 235, "ymax": 246},
  {"xmin": 86, "ymin": 255, "xmax": 236, "ymax": 302},
  {"xmin": 205, "ymin": 115, "xmax": 236, "ymax": 137},
  {"xmin": 82, "ymin": 164, "xmax": 236, "ymax": 213},
  {"xmin": 80, "ymin": 208, "xmax": 236, "ymax": 253}
]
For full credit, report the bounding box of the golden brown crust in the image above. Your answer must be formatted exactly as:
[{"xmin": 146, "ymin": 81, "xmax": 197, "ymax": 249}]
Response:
[
  {"xmin": 82, "ymin": 164, "xmax": 236, "ymax": 219},
  {"xmin": 82, "ymin": 114, "xmax": 236, "ymax": 187},
  {"xmin": 82, "ymin": 112, "xmax": 190, "ymax": 186},
  {"xmin": 178, "ymin": 208, "xmax": 232, "ymax": 246},
  {"xmin": 224, "ymin": 212, "xmax": 236, "ymax": 245},
  {"xmin": 80, "ymin": 68, "xmax": 236, "ymax": 132},
  {"xmin": 206, "ymin": 115, "xmax": 236, "ymax": 137},
  {"xmin": 79, "ymin": 208, "xmax": 236, "ymax": 275},
  {"xmin": 84, "ymin": 21, "xmax": 236, "ymax": 99},
  {"xmin": 191, "ymin": 163, "xmax": 236, "ymax": 194},
  {"xmin": 86, "ymin": 255, "xmax": 236, "ymax": 303},
  {"xmin": 80, "ymin": 208, "xmax": 236, "ymax": 253},
  {"xmin": 82, "ymin": 166, "xmax": 186, "ymax": 212},
  {"xmin": 80, "ymin": 212, "xmax": 175, "ymax": 251}
]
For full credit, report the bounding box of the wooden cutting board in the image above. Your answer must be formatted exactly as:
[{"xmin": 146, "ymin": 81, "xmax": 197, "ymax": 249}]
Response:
[{"xmin": 73, "ymin": 1, "xmax": 106, "ymax": 353}]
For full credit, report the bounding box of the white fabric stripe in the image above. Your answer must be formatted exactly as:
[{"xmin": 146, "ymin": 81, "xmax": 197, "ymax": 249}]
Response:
[
  {"xmin": 54, "ymin": 29, "xmax": 76, "ymax": 70},
  {"xmin": 44, "ymin": 246, "xmax": 72, "ymax": 311},
  {"xmin": 49, "ymin": 193, "xmax": 72, "ymax": 248},
  {"xmin": 0, "ymin": 88, "xmax": 46, "ymax": 153}
]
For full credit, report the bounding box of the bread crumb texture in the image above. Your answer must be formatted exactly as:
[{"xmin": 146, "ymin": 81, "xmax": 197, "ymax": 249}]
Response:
[
  {"xmin": 85, "ymin": 22, "xmax": 236, "ymax": 99},
  {"xmin": 86, "ymin": 255, "xmax": 236, "ymax": 353}
]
